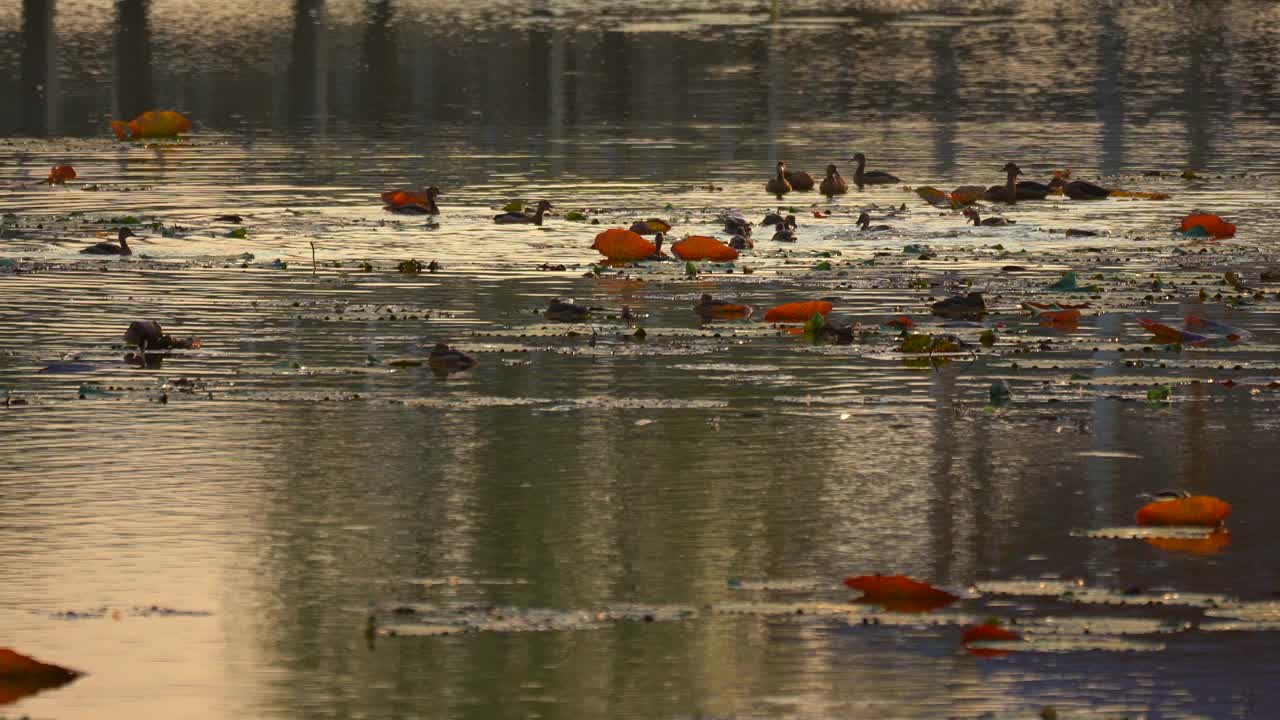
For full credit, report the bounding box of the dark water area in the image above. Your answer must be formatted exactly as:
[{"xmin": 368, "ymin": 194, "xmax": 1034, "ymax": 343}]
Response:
[{"xmin": 3, "ymin": 2, "xmax": 1280, "ymax": 719}]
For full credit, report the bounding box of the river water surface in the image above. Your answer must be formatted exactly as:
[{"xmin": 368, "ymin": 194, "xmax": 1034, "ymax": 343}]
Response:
[{"xmin": 3, "ymin": 1, "xmax": 1280, "ymax": 719}]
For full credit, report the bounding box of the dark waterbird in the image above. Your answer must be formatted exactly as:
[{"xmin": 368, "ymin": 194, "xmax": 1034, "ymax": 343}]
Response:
[
  {"xmin": 931, "ymin": 292, "xmax": 988, "ymax": 320},
  {"xmin": 125, "ymin": 320, "xmax": 200, "ymax": 355},
  {"xmin": 820, "ymin": 164, "xmax": 849, "ymax": 197},
  {"xmin": 851, "ymin": 153, "xmax": 900, "ymax": 187},
  {"xmin": 544, "ymin": 298, "xmax": 590, "ymax": 322},
  {"xmin": 1051, "ymin": 176, "xmax": 1112, "ymax": 200},
  {"xmin": 428, "ymin": 343, "xmax": 475, "ymax": 372},
  {"xmin": 784, "ymin": 166, "xmax": 815, "ymax": 191},
  {"xmin": 647, "ymin": 233, "xmax": 672, "ymax": 261},
  {"xmin": 80, "ymin": 227, "xmax": 136, "ymax": 255},
  {"xmin": 494, "ymin": 200, "xmax": 552, "ymax": 225},
  {"xmin": 772, "ymin": 215, "xmax": 798, "ymax": 242},
  {"xmin": 983, "ymin": 162, "xmax": 1051, "ymax": 202},
  {"xmin": 856, "ymin": 212, "xmax": 891, "ymax": 231},
  {"xmin": 723, "ymin": 215, "xmax": 753, "ymax": 236},
  {"xmin": 963, "ymin": 209, "xmax": 1015, "ymax": 226},
  {"xmin": 766, "ymin": 161, "xmax": 792, "ymax": 196}
]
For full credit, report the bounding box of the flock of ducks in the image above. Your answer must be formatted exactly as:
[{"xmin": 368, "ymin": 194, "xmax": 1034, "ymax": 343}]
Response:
[{"xmin": 80, "ymin": 153, "xmax": 1130, "ymax": 372}]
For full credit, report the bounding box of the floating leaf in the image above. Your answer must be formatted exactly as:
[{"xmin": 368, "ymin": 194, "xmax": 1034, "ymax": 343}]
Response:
[
  {"xmin": 564, "ymin": 211, "xmax": 588, "ymax": 222},
  {"xmin": 226, "ymin": 227, "xmax": 247, "ymax": 239},
  {"xmin": 110, "ymin": 110, "xmax": 191, "ymax": 140},
  {"xmin": 671, "ymin": 235, "xmax": 738, "ymax": 262},
  {"xmin": 764, "ymin": 301, "xmax": 833, "ymax": 323},
  {"xmin": 46, "ymin": 165, "xmax": 76, "ymax": 184},
  {"xmin": 1136, "ymin": 495, "xmax": 1230, "ymax": 527},
  {"xmin": 591, "ymin": 228, "xmax": 654, "ymax": 261}
]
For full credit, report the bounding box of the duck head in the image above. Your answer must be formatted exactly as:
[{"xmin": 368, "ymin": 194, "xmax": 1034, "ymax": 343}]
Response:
[
  {"xmin": 826, "ymin": 163, "xmax": 839, "ymax": 177},
  {"xmin": 851, "ymin": 152, "xmax": 867, "ymax": 166},
  {"xmin": 536, "ymin": 200, "xmax": 553, "ymax": 212},
  {"xmin": 1003, "ymin": 162, "xmax": 1022, "ymax": 177},
  {"xmin": 963, "ymin": 208, "xmax": 980, "ymax": 225},
  {"xmin": 857, "ymin": 211, "xmax": 871, "ymax": 228},
  {"xmin": 118, "ymin": 227, "xmax": 137, "ymax": 242},
  {"xmin": 775, "ymin": 161, "xmax": 786, "ymax": 175},
  {"xmin": 784, "ymin": 214, "xmax": 797, "ymax": 229},
  {"xmin": 652, "ymin": 232, "xmax": 664, "ymax": 252}
]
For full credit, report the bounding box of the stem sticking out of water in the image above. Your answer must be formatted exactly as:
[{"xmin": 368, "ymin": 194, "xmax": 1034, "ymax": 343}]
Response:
[{"xmin": 310, "ymin": 241, "xmax": 317, "ymax": 278}]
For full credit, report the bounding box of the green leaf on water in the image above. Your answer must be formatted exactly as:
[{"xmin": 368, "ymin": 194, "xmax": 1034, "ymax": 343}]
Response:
[
  {"xmin": 565, "ymin": 211, "xmax": 588, "ymax": 222},
  {"xmin": 1146, "ymin": 385, "xmax": 1172, "ymax": 404},
  {"xmin": 813, "ymin": 260, "xmax": 832, "ymax": 271},
  {"xmin": 685, "ymin": 261, "xmax": 697, "ymax": 278},
  {"xmin": 979, "ymin": 329, "xmax": 995, "ymax": 346},
  {"xmin": 502, "ymin": 201, "xmax": 525, "ymax": 212},
  {"xmin": 227, "ymin": 227, "xmax": 248, "ymax": 239}
]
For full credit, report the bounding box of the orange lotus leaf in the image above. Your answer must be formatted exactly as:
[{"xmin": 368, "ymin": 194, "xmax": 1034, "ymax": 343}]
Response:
[
  {"xmin": 1144, "ymin": 529, "xmax": 1231, "ymax": 555},
  {"xmin": 962, "ymin": 623, "xmax": 1021, "ymax": 644},
  {"xmin": 915, "ymin": 186, "xmax": 952, "ymax": 207},
  {"xmin": 0, "ymin": 649, "xmax": 81, "ymax": 705},
  {"xmin": 1038, "ymin": 309, "xmax": 1082, "ymax": 325},
  {"xmin": 381, "ymin": 190, "xmax": 430, "ymax": 210},
  {"xmin": 110, "ymin": 110, "xmax": 191, "ymax": 140},
  {"xmin": 671, "ymin": 235, "xmax": 738, "ymax": 262},
  {"xmin": 591, "ymin": 228, "xmax": 655, "ymax": 261},
  {"xmin": 1180, "ymin": 213, "xmax": 1236, "ymax": 239},
  {"xmin": 700, "ymin": 304, "xmax": 753, "ymax": 319},
  {"xmin": 46, "ymin": 165, "xmax": 76, "ymax": 184},
  {"xmin": 1136, "ymin": 495, "xmax": 1230, "ymax": 527},
  {"xmin": 764, "ymin": 301, "xmax": 833, "ymax": 323},
  {"xmin": 843, "ymin": 575, "xmax": 958, "ymax": 604}
]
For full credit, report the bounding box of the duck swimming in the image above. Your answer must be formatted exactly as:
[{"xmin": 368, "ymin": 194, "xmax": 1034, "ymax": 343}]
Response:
[
  {"xmin": 647, "ymin": 233, "xmax": 673, "ymax": 261},
  {"xmin": 545, "ymin": 298, "xmax": 590, "ymax": 322},
  {"xmin": 124, "ymin": 320, "xmax": 199, "ymax": 364},
  {"xmin": 851, "ymin": 153, "xmax": 900, "ymax": 187},
  {"xmin": 494, "ymin": 199, "xmax": 552, "ymax": 225},
  {"xmin": 1050, "ymin": 177, "xmax": 1111, "ymax": 200},
  {"xmin": 761, "ymin": 212, "xmax": 786, "ymax": 227},
  {"xmin": 694, "ymin": 294, "xmax": 753, "ymax": 320},
  {"xmin": 81, "ymin": 227, "xmax": 136, "ymax": 255},
  {"xmin": 766, "ymin": 161, "xmax": 793, "ymax": 196},
  {"xmin": 729, "ymin": 234, "xmax": 753, "ymax": 250},
  {"xmin": 772, "ymin": 215, "xmax": 798, "ymax": 242},
  {"xmin": 428, "ymin": 342, "xmax": 476, "ymax": 371},
  {"xmin": 820, "ymin": 164, "xmax": 849, "ymax": 197},
  {"xmin": 931, "ymin": 292, "xmax": 987, "ymax": 320},
  {"xmin": 784, "ymin": 166, "xmax": 815, "ymax": 191},
  {"xmin": 856, "ymin": 212, "xmax": 891, "ymax": 231},
  {"xmin": 723, "ymin": 215, "xmax": 753, "ymax": 237},
  {"xmin": 963, "ymin": 209, "xmax": 1015, "ymax": 226},
  {"xmin": 983, "ymin": 163, "xmax": 1021, "ymax": 202}
]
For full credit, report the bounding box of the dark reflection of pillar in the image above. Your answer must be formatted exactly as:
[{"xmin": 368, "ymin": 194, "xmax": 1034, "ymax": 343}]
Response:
[
  {"xmin": 1182, "ymin": 2, "xmax": 1230, "ymax": 170},
  {"xmin": 115, "ymin": 0, "xmax": 152, "ymax": 119},
  {"xmin": 20, "ymin": 0, "xmax": 55, "ymax": 136},
  {"xmin": 928, "ymin": 28, "xmax": 959, "ymax": 176},
  {"xmin": 600, "ymin": 31, "xmax": 632, "ymax": 125},
  {"xmin": 1095, "ymin": 5, "xmax": 1126, "ymax": 176},
  {"xmin": 290, "ymin": 0, "xmax": 327, "ymax": 127},
  {"xmin": 361, "ymin": 0, "xmax": 398, "ymax": 120}
]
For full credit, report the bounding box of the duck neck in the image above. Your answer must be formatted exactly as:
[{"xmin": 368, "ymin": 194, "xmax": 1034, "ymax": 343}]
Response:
[
  {"xmin": 119, "ymin": 237, "xmax": 131, "ymax": 253},
  {"xmin": 427, "ymin": 196, "xmax": 439, "ymax": 214},
  {"xmin": 775, "ymin": 166, "xmax": 786, "ymax": 182},
  {"xmin": 970, "ymin": 212, "xmax": 981, "ymax": 226},
  {"xmin": 1005, "ymin": 171, "xmax": 1017, "ymax": 201},
  {"xmin": 532, "ymin": 206, "xmax": 545, "ymax": 225}
]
